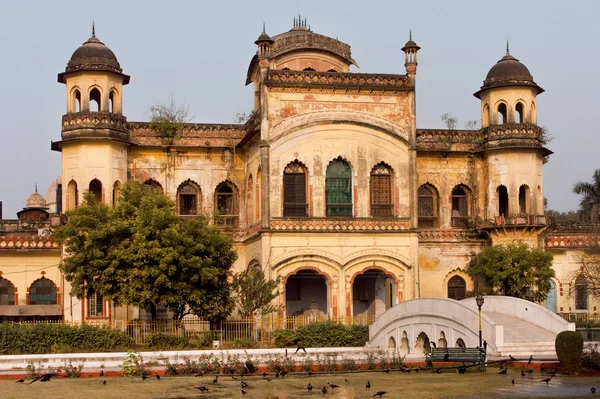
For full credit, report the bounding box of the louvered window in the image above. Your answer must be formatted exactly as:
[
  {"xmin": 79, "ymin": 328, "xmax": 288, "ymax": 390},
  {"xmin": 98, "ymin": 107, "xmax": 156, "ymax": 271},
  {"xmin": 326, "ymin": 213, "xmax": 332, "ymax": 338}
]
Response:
[
  {"xmin": 326, "ymin": 159, "xmax": 352, "ymax": 217},
  {"xmin": 370, "ymin": 164, "xmax": 393, "ymax": 217},
  {"xmin": 179, "ymin": 184, "xmax": 197, "ymax": 215},
  {"xmin": 283, "ymin": 162, "xmax": 307, "ymax": 217},
  {"xmin": 418, "ymin": 185, "xmax": 437, "ymax": 227},
  {"xmin": 448, "ymin": 275, "xmax": 466, "ymax": 300},
  {"xmin": 451, "ymin": 187, "xmax": 469, "ymax": 228}
]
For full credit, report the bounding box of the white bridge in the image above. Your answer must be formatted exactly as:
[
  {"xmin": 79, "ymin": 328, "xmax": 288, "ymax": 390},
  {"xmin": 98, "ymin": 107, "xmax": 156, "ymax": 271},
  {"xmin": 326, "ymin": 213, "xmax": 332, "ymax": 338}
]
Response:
[{"xmin": 368, "ymin": 296, "xmax": 575, "ymax": 357}]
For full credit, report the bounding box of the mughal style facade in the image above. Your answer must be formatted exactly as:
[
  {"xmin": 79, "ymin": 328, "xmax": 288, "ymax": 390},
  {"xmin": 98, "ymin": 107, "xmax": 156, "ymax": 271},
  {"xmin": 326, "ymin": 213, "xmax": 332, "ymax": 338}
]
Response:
[{"xmin": 0, "ymin": 21, "xmax": 596, "ymax": 323}]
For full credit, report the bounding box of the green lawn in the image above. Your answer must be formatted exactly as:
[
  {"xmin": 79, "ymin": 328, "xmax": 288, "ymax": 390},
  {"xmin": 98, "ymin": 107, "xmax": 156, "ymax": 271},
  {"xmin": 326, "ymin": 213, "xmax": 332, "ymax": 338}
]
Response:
[{"xmin": 0, "ymin": 370, "xmax": 597, "ymax": 398}]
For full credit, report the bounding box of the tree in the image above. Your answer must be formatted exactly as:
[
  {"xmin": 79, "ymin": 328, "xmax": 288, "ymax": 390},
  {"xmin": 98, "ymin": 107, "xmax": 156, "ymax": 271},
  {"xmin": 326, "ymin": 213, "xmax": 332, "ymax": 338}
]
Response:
[
  {"xmin": 54, "ymin": 180, "xmax": 237, "ymax": 322},
  {"xmin": 440, "ymin": 113, "xmax": 458, "ymax": 130},
  {"xmin": 231, "ymin": 268, "xmax": 281, "ymax": 317},
  {"xmin": 148, "ymin": 97, "xmax": 193, "ymax": 146},
  {"xmin": 573, "ymin": 169, "xmax": 600, "ymax": 223},
  {"xmin": 467, "ymin": 241, "xmax": 555, "ymax": 302},
  {"xmin": 572, "ymin": 244, "xmax": 600, "ymax": 297}
]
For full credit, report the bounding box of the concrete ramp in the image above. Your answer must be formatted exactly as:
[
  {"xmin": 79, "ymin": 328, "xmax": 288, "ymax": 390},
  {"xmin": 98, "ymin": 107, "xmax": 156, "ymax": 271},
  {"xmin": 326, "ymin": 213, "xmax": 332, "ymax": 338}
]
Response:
[{"xmin": 368, "ymin": 296, "xmax": 575, "ymax": 357}]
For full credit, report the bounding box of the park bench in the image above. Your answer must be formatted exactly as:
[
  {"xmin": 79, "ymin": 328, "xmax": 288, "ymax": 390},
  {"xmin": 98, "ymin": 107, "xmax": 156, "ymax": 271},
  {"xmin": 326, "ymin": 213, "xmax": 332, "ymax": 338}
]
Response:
[{"xmin": 428, "ymin": 347, "xmax": 486, "ymax": 370}]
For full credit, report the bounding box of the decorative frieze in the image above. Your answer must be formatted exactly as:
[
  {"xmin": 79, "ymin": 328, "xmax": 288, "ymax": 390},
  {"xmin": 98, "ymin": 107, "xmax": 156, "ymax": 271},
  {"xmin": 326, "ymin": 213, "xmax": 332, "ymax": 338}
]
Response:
[
  {"xmin": 270, "ymin": 217, "xmax": 410, "ymax": 232},
  {"xmin": 0, "ymin": 236, "xmax": 60, "ymax": 250}
]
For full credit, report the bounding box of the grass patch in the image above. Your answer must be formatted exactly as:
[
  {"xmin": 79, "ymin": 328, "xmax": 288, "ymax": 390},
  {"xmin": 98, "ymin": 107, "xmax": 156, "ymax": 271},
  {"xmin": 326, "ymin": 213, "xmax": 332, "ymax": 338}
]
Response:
[{"xmin": 0, "ymin": 369, "xmax": 596, "ymax": 398}]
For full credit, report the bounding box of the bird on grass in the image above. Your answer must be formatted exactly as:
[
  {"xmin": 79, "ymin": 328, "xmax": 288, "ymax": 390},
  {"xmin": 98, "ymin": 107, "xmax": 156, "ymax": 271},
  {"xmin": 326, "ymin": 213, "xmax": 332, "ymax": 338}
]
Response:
[
  {"xmin": 345, "ymin": 378, "xmax": 349, "ymax": 382},
  {"xmin": 196, "ymin": 386, "xmax": 209, "ymax": 393},
  {"xmin": 540, "ymin": 376, "xmax": 552, "ymax": 385},
  {"xmin": 500, "ymin": 363, "xmax": 504, "ymax": 370},
  {"xmin": 307, "ymin": 371, "xmax": 313, "ymax": 377},
  {"xmin": 16, "ymin": 378, "xmax": 25, "ymax": 383},
  {"xmin": 528, "ymin": 355, "xmax": 533, "ymax": 365},
  {"xmin": 321, "ymin": 386, "xmax": 327, "ymax": 396},
  {"xmin": 458, "ymin": 366, "xmax": 466, "ymax": 374},
  {"xmin": 498, "ymin": 369, "xmax": 508, "ymax": 375},
  {"xmin": 373, "ymin": 392, "xmax": 387, "ymax": 398},
  {"xmin": 509, "ymin": 355, "xmax": 516, "ymax": 361},
  {"xmin": 241, "ymin": 389, "xmax": 247, "ymax": 396},
  {"xmin": 366, "ymin": 381, "xmax": 371, "ymax": 391},
  {"xmin": 212, "ymin": 375, "xmax": 219, "ymax": 384},
  {"xmin": 102, "ymin": 380, "xmax": 107, "ymax": 385},
  {"xmin": 307, "ymin": 383, "xmax": 313, "ymax": 393},
  {"xmin": 328, "ymin": 382, "xmax": 340, "ymax": 391},
  {"xmin": 241, "ymin": 381, "xmax": 248, "ymax": 389},
  {"xmin": 261, "ymin": 372, "xmax": 269, "ymax": 378},
  {"xmin": 436, "ymin": 368, "xmax": 442, "ymax": 374},
  {"xmin": 526, "ymin": 369, "xmax": 534, "ymax": 375},
  {"xmin": 155, "ymin": 374, "xmax": 160, "ymax": 380},
  {"xmin": 275, "ymin": 371, "xmax": 280, "ymax": 378},
  {"xmin": 384, "ymin": 368, "xmax": 390, "ymax": 374},
  {"xmin": 592, "ymin": 387, "xmax": 596, "ymax": 394},
  {"xmin": 141, "ymin": 374, "xmax": 149, "ymax": 381},
  {"xmin": 99, "ymin": 370, "xmax": 104, "ymax": 377}
]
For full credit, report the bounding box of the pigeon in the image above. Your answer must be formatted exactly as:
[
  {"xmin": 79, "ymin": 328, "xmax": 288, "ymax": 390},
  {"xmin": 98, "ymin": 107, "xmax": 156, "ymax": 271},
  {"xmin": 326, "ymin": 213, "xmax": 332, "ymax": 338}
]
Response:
[
  {"xmin": 528, "ymin": 355, "xmax": 533, "ymax": 365},
  {"xmin": 500, "ymin": 363, "xmax": 504, "ymax": 370},
  {"xmin": 384, "ymin": 368, "xmax": 390, "ymax": 374},
  {"xmin": 307, "ymin": 383, "xmax": 313, "ymax": 393},
  {"xmin": 328, "ymin": 382, "xmax": 340, "ymax": 390},
  {"xmin": 102, "ymin": 380, "xmax": 107, "ymax": 385},
  {"xmin": 196, "ymin": 386, "xmax": 209, "ymax": 392},
  {"xmin": 241, "ymin": 389, "xmax": 247, "ymax": 395},
  {"xmin": 498, "ymin": 369, "xmax": 508, "ymax": 375},
  {"xmin": 322, "ymin": 386, "xmax": 328, "ymax": 396},
  {"xmin": 262, "ymin": 372, "xmax": 269, "ymax": 378},
  {"xmin": 540, "ymin": 376, "xmax": 552, "ymax": 385},
  {"xmin": 373, "ymin": 392, "xmax": 387, "ymax": 398},
  {"xmin": 345, "ymin": 377, "xmax": 349, "ymax": 382},
  {"xmin": 275, "ymin": 371, "xmax": 280, "ymax": 378},
  {"xmin": 436, "ymin": 368, "xmax": 442, "ymax": 374},
  {"xmin": 141, "ymin": 374, "xmax": 149, "ymax": 381},
  {"xmin": 212, "ymin": 375, "xmax": 219, "ymax": 384},
  {"xmin": 308, "ymin": 371, "xmax": 313, "ymax": 377},
  {"xmin": 509, "ymin": 355, "xmax": 516, "ymax": 361},
  {"xmin": 366, "ymin": 381, "xmax": 371, "ymax": 391},
  {"xmin": 16, "ymin": 378, "xmax": 25, "ymax": 383},
  {"xmin": 592, "ymin": 387, "xmax": 596, "ymax": 394},
  {"xmin": 431, "ymin": 342, "xmax": 437, "ymax": 349}
]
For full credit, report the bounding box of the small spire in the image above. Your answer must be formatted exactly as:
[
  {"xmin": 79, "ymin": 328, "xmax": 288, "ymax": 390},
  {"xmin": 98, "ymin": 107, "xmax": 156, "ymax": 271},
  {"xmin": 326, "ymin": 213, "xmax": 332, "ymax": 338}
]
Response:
[
  {"xmin": 409, "ymin": 30, "xmax": 412, "ymax": 40},
  {"xmin": 92, "ymin": 21, "xmax": 96, "ymax": 37},
  {"xmin": 262, "ymin": 22, "xmax": 266, "ymax": 34},
  {"xmin": 506, "ymin": 40, "xmax": 510, "ymax": 54},
  {"xmin": 35, "ymin": 183, "xmax": 38, "ymax": 193}
]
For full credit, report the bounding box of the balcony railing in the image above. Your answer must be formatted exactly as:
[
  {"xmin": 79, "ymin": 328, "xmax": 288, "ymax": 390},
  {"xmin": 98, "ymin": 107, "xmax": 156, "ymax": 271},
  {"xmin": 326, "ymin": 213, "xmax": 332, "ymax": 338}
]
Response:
[
  {"xmin": 371, "ymin": 204, "xmax": 394, "ymax": 218},
  {"xmin": 451, "ymin": 216, "xmax": 471, "ymax": 229},
  {"xmin": 216, "ymin": 215, "xmax": 239, "ymax": 228},
  {"xmin": 418, "ymin": 216, "xmax": 438, "ymax": 228}
]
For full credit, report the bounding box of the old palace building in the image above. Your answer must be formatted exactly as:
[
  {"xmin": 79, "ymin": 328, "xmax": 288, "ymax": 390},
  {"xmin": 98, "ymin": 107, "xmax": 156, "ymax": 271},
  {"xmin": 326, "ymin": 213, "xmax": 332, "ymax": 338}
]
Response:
[{"xmin": 0, "ymin": 20, "xmax": 595, "ymax": 323}]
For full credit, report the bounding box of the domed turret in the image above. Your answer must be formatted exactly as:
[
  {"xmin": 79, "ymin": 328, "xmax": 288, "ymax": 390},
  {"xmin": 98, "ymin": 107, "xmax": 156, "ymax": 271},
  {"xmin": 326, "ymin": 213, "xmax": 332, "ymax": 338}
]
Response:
[{"xmin": 25, "ymin": 186, "xmax": 47, "ymax": 210}]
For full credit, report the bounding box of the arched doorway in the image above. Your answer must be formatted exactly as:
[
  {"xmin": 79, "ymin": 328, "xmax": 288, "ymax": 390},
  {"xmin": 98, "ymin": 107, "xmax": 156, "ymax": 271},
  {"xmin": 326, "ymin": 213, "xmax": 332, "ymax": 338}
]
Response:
[
  {"xmin": 285, "ymin": 270, "xmax": 329, "ymax": 318},
  {"xmin": 546, "ymin": 280, "xmax": 557, "ymax": 313},
  {"xmin": 352, "ymin": 269, "xmax": 396, "ymax": 320}
]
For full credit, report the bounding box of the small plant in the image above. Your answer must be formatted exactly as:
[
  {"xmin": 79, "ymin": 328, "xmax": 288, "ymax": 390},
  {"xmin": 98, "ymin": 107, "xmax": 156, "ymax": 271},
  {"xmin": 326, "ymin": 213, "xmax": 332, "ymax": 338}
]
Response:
[
  {"xmin": 366, "ymin": 351, "xmax": 377, "ymax": 370},
  {"xmin": 320, "ymin": 354, "xmax": 338, "ymax": 372},
  {"xmin": 582, "ymin": 343, "xmax": 600, "ymax": 370},
  {"xmin": 555, "ymin": 331, "xmax": 583, "ymax": 375},
  {"xmin": 300, "ymin": 357, "xmax": 314, "ymax": 373},
  {"xmin": 266, "ymin": 355, "xmax": 295, "ymax": 373},
  {"xmin": 245, "ymin": 358, "xmax": 256, "ymax": 374},
  {"xmin": 26, "ymin": 360, "xmax": 44, "ymax": 379},
  {"xmin": 62, "ymin": 360, "xmax": 84, "ymax": 378},
  {"xmin": 340, "ymin": 357, "xmax": 359, "ymax": 371},
  {"xmin": 121, "ymin": 350, "xmax": 146, "ymax": 376}
]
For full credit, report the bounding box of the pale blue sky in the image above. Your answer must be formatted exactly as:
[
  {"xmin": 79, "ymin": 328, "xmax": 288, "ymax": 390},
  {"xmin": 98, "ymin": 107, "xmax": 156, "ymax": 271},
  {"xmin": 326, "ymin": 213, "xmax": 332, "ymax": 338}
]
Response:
[{"xmin": 0, "ymin": 0, "xmax": 597, "ymax": 217}]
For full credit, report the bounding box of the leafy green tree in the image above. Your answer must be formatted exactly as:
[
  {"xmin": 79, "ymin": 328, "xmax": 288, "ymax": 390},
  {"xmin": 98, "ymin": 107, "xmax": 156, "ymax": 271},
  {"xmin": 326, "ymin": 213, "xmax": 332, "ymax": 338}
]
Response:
[
  {"xmin": 149, "ymin": 97, "xmax": 192, "ymax": 146},
  {"xmin": 54, "ymin": 180, "xmax": 237, "ymax": 322},
  {"xmin": 467, "ymin": 241, "xmax": 554, "ymax": 302},
  {"xmin": 231, "ymin": 269, "xmax": 281, "ymax": 317},
  {"xmin": 573, "ymin": 169, "xmax": 600, "ymax": 222}
]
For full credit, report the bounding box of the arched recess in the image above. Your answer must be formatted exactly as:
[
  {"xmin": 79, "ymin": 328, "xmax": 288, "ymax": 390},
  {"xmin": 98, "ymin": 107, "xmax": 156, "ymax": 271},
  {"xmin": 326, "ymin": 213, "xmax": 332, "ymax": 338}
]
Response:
[
  {"xmin": 256, "ymin": 166, "xmax": 262, "ymax": 221},
  {"xmin": 515, "ymin": 102, "xmax": 525, "ymax": 123},
  {"xmin": 518, "ymin": 184, "xmax": 530, "ymax": 214},
  {"xmin": 388, "ymin": 336, "xmax": 397, "ymax": 354},
  {"xmin": 0, "ymin": 277, "xmax": 16, "ymax": 305},
  {"xmin": 370, "ymin": 162, "xmax": 394, "ymax": 217},
  {"xmin": 497, "ymin": 185, "xmax": 509, "ymax": 218},
  {"xmin": 456, "ymin": 338, "xmax": 466, "ymax": 349},
  {"xmin": 451, "ymin": 184, "xmax": 471, "ymax": 228},
  {"xmin": 531, "ymin": 102, "xmax": 537, "ymax": 124},
  {"xmin": 246, "ymin": 174, "xmax": 254, "ymax": 225},
  {"xmin": 400, "ymin": 331, "xmax": 410, "ymax": 355},
  {"xmin": 438, "ymin": 331, "xmax": 448, "ymax": 348},
  {"xmin": 497, "ymin": 102, "xmax": 507, "ymax": 125},
  {"xmin": 71, "ymin": 87, "xmax": 81, "ymax": 113},
  {"xmin": 89, "ymin": 179, "xmax": 103, "ymax": 203},
  {"xmin": 351, "ymin": 267, "xmax": 398, "ymax": 320},
  {"xmin": 109, "ymin": 89, "xmax": 120, "ymax": 114},
  {"xmin": 177, "ymin": 180, "xmax": 201, "ymax": 216},
  {"xmin": 418, "ymin": 183, "xmax": 439, "ymax": 228},
  {"xmin": 28, "ymin": 277, "xmax": 58, "ymax": 305},
  {"xmin": 443, "ymin": 269, "xmax": 473, "ymax": 298},
  {"xmin": 144, "ymin": 179, "xmax": 164, "ymax": 193},
  {"xmin": 67, "ymin": 180, "xmax": 78, "ymax": 210},
  {"xmin": 482, "ymin": 103, "xmax": 490, "ymax": 127},
  {"xmin": 89, "ymin": 87, "xmax": 102, "ymax": 112},
  {"xmin": 415, "ymin": 331, "xmax": 431, "ymax": 354},
  {"xmin": 284, "ymin": 268, "xmax": 331, "ymax": 318},
  {"xmin": 283, "ymin": 161, "xmax": 308, "ymax": 217},
  {"xmin": 447, "ymin": 275, "xmax": 467, "ymax": 300},
  {"xmin": 215, "ymin": 180, "xmax": 239, "ymax": 227},
  {"xmin": 112, "ymin": 181, "xmax": 121, "ymax": 207},
  {"xmin": 326, "ymin": 157, "xmax": 353, "ymax": 217}
]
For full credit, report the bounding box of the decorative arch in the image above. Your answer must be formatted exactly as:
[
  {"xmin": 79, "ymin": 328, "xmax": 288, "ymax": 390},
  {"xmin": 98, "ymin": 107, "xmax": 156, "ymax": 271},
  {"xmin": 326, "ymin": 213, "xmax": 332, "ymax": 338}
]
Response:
[
  {"xmin": 326, "ymin": 157, "xmax": 353, "ymax": 217},
  {"xmin": 70, "ymin": 86, "xmax": 81, "ymax": 113},
  {"xmin": 109, "ymin": 89, "xmax": 120, "ymax": 114},
  {"xmin": 283, "ymin": 160, "xmax": 308, "ymax": 217},
  {"xmin": 451, "ymin": 184, "xmax": 471, "ymax": 228},
  {"xmin": 282, "ymin": 266, "xmax": 333, "ymax": 318},
  {"xmin": 370, "ymin": 162, "xmax": 394, "ymax": 217},
  {"xmin": 67, "ymin": 179, "xmax": 78, "ymax": 210},
  {"xmin": 496, "ymin": 101, "xmax": 508, "ymax": 124},
  {"xmin": 447, "ymin": 275, "xmax": 467, "ymax": 300},
  {"xmin": 388, "ymin": 336, "xmax": 397, "ymax": 353},
  {"xmin": 518, "ymin": 184, "xmax": 531, "ymax": 214},
  {"xmin": 456, "ymin": 338, "xmax": 466, "ymax": 349},
  {"xmin": 418, "ymin": 183, "xmax": 439, "ymax": 227},
  {"xmin": 28, "ymin": 277, "xmax": 58, "ymax": 305},
  {"xmin": 531, "ymin": 101, "xmax": 537, "ymax": 124},
  {"xmin": 112, "ymin": 180, "xmax": 121, "ymax": 207},
  {"xmin": 246, "ymin": 174, "xmax": 254, "ymax": 225},
  {"xmin": 496, "ymin": 185, "xmax": 509, "ymax": 218},
  {"xmin": 0, "ymin": 277, "xmax": 16, "ymax": 305},
  {"xmin": 177, "ymin": 179, "xmax": 201, "ymax": 216},
  {"xmin": 482, "ymin": 103, "xmax": 490, "ymax": 126},
  {"xmin": 215, "ymin": 180, "xmax": 239, "ymax": 227},
  {"xmin": 443, "ymin": 268, "xmax": 474, "ymax": 296},
  {"xmin": 438, "ymin": 331, "xmax": 448, "ymax": 348},
  {"xmin": 351, "ymin": 267, "xmax": 398, "ymax": 319},
  {"xmin": 144, "ymin": 178, "xmax": 164, "ymax": 193},
  {"xmin": 515, "ymin": 101, "xmax": 525, "ymax": 123},
  {"xmin": 88, "ymin": 86, "xmax": 102, "ymax": 112},
  {"xmin": 400, "ymin": 331, "xmax": 410, "ymax": 354},
  {"xmin": 247, "ymin": 259, "xmax": 262, "ymax": 272},
  {"xmin": 89, "ymin": 178, "xmax": 103, "ymax": 203},
  {"xmin": 415, "ymin": 331, "xmax": 431, "ymax": 354}
]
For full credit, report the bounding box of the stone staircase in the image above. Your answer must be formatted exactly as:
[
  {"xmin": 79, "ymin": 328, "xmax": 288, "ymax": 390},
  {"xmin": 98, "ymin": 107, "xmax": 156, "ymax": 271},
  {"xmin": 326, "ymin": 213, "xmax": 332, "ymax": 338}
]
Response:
[{"xmin": 487, "ymin": 312, "xmax": 557, "ymax": 357}]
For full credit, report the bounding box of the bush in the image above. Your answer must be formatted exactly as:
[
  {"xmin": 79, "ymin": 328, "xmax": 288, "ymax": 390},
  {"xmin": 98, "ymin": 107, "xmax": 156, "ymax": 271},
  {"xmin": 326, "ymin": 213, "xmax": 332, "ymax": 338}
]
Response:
[
  {"xmin": 555, "ymin": 331, "xmax": 583, "ymax": 375},
  {"xmin": 272, "ymin": 321, "xmax": 369, "ymax": 348},
  {"xmin": 144, "ymin": 333, "xmax": 190, "ymax": 350},
  {"xmin": 0, "ymin": 322, "xmax": 131, "ymax": 354},
  {"xmin": 582, "ymin": 343, "xmax": 600, "ymax": 370}
]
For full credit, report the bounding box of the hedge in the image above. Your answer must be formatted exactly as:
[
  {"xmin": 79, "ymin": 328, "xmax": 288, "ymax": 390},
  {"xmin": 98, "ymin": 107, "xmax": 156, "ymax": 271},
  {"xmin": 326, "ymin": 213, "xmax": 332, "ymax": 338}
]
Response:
[{"xmin": 272, "ymin": 321, "xmax": 369, "ymax": 348}]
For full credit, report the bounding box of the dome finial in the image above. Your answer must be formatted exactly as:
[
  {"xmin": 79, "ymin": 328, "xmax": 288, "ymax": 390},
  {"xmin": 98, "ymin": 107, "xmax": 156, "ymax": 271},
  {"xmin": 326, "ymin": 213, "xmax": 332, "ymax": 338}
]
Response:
[
  {"xmin": 262, "ymin": 22, "xmax": 266, "ymax": 34},
  {"xmin": 92, "ymin": 21, "xmax": 96, "ymax": 38},
  {"xmin": 506, "ymin": 39, "xmax": 510, "ymax": 55},
  {"xmin": 410, "ymin": 30, "xmax": 412, "ymax": 40},
  {"xmin": 35, "ymin": 183, "xmax": 38, "ymax": 193}
]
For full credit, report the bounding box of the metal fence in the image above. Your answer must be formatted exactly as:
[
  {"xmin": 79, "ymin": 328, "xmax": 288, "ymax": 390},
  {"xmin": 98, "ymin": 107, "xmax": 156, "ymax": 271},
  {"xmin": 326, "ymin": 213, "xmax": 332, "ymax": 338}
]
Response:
[{"xmin": 558, "ymin": 312, "xmax": 600, "ymax": 323}]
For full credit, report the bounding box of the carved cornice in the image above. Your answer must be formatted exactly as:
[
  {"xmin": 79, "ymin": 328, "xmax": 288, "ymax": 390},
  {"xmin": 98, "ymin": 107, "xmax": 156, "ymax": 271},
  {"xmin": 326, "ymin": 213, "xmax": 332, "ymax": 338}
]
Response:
[
  {"xmin": 416, "ymin": 129, "xmax": 480, "ymax": 152},
  {"xmin": 128, "ymin": 122, "xmax": 246, "ymax": 147},
  {"xmin": 270, "ymin": 217, "xmax": 411, "ymax": 232},
  {"xmin": 545, "ymin": 235, "xmax": 600, "ymax": 250},
  {"xmin": 271, "ymin": 30, "xmax": 357, "ymax": 67},
  {"xmin": 419, "ymin": 229, "xmax": 487, "ymax": 242},
  {"xmin": 0, "ymin": 236, "xmax": 60, "ymax": 250},
  {"xmin": 61, "ymin": 111, "xmax": 128, "ymax": 141},
  {"xmin": 265, "ymin": 70, "xmax": 412, "ymax": 93}
]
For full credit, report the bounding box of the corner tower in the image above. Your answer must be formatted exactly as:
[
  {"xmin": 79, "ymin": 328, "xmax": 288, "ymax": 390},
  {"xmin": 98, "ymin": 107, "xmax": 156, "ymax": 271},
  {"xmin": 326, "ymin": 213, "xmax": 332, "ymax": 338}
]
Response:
[
  {"xmin": 52, "ymin": 24, "xmax": 130, "ymax": 211},
  {"xmin": 474, "ymin": 43, "xmax": 550, "ymax": 243}
]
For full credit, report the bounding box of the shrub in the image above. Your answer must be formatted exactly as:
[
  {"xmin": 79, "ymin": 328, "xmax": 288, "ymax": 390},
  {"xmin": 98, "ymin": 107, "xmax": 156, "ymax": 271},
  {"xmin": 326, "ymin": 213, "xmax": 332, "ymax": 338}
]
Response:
[
  {"xmin": 121, "ymin": 350, "xmax": 147, "ymax": 376},
  {"xmin": 144, "ymin": 333, "xmax": 190, "ymax": 350},
  {"xmin": 266, "ymin": 355, "xmax": 295, "ymax": 373},
  {"xmin": 232, "ymin": 337, "xmax": 256, "ymax": 349},
  {"xmin": 245, "ymin": 359, "xmax": 256, "ymax": 374},
  {"xmin": 62, "ymin": 360, "xmax": 84, "ymax": 378},
  {"xmin": 340, "ymin": 357, "xmax": 359, "ymax": 371},
  {"xmin": 300, "ymin": 357, "xmax": 314, "ymax": 372},
  {"xmin": 582, "ymin": 343, "xmax": 600, "ymax": 370},
  {"xmin": 555, "ymin": 331, "xmax": 583, "ymax": 375},
  {"xmin": 272, "ymin": 321, "xmax": 369, "ymax": 348}
]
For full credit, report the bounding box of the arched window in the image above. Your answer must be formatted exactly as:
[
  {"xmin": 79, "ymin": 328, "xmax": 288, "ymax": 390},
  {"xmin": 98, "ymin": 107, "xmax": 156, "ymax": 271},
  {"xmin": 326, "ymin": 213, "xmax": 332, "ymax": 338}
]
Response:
[
  {"xmin": 90, "ymin": 88, "xmax": 101, "ymax": 112},
  {"xmin": 418, "ymin": 184, "xmax": 438, "ymax": 227},
  {"xmin": 88, "ymin": 292, "xmax": 104, "ymax": 317},
  {"xmin": 531, "ymin": 102, "xmax": 536, "ymax": 124},
  {"xmin": 29, "ymin": 277, "xmax": 57, "ymax": 305},
  {"xmin": 144, "ymin": 179, "xmax": 164, "ymax": 193},
  {"xmin": 73, "ymin": 89, "xmax": 81, "ymax": 113},
  {"xmin": 497, "ymin": 185, "xmax": 509, "ymax": 218},
  {"xmin": 518, "ymin": 185, "xmax": 530, "ymax": 214},
  {"xmin": 67, "ymin": 180, "xmax": 78, "ymax": 210},
  {"xmin": 0, "ymin": 277, "xmax": 15, "ymax": 305},
  {"xmin": 109, "ymin": 91, "xmax": 115, "ymax": 113},
  {"xmin": 112, "ymin": 181, "xmax": 121, "ymax": 207},
  {"xmin": 215, "ymin": 181, "xmax": 238, "ymax": 227},
  {"xmin": 482, "ymin": 104, "xmax": 490, "ymax": 126},
  {"xmin": 247, "ymin": 175, "xmax": 254, "ymax": 224},
  {"xmin": 326, "ymin": 158, "xmax": 352, "ymax": 217},
  {"xmin": 178, "ymin": 181, "xmax": 200, "ymax": 216},
  {"xmin": 448, "ymin": 275, "xmax": 466, "ymax": 300},
  {"xmin": 451, "ymin": 186, "xmax": 469, "ymax": 228},
  {"xmin": 515, "ymin": 102, "xmax": 524, "ymax": 123},
  {"xmin": 89, "ymin": 179, "xmax": 102, "ymax": 203},
  {"xmin": 575, "ymin": 274, "xmax": 588, "ymax": 310},
  {"xmin": 497, "ymin": 103, "xmax": 507, "ymax": 124},
  {"xmin": 283, "ymin": 162, "xmax": 308, "ymax": 217},
  {"xmin": 370, "ymin": 163, "xmax": 393, "ymax": 217}
]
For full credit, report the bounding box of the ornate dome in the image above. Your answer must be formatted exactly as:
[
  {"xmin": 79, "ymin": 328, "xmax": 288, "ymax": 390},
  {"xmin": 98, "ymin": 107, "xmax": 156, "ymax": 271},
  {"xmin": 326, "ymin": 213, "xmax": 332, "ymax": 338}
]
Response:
[
  {"xmin": 58, "ymin": 25, "xmax": 129, "ymax": 84},
  {"xmin": 25, "ymin": 187, "xmax": 47, "ymax": 210},
  {"xmin": 474, "ymin": 48, "xmax": 543, "ymax": 98}
]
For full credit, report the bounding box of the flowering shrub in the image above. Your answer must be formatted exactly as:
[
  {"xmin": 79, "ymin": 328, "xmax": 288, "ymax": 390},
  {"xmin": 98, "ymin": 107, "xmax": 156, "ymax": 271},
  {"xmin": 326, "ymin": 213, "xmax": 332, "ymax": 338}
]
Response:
[
  {"xmin": 300, "ymin": 357, "xmax": 314, "ymax": 372},
  {"xmin": 266, "ymin": 355, "xmax": 295, "ymax": 373},
  {"xmin": 582, "ymin": 343, "xmax": 600, "ymax": 370},
  {"xmin": 62, "ymin": 360, "xmax": 84, "ymax": 378},
  {"xmin": 121, "ymin": 350, "xmax": 147, "ymax": 376}
]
